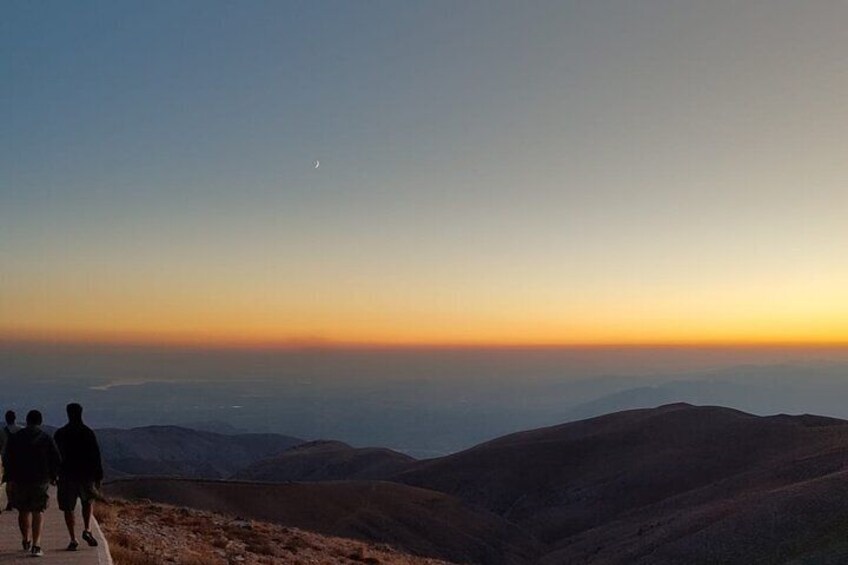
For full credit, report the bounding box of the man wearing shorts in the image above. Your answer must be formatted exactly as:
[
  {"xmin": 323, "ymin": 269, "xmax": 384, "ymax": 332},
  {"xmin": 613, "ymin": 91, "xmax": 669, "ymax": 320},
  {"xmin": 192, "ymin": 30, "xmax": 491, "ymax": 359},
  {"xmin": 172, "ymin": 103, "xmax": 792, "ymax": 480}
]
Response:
[
  {"xmin": 2, "ymin": 409, "xmax": 61, "ymax": 557},
  {"xmin": 54, "ymin": 403, "xmax": 104, "ymax": 551}
]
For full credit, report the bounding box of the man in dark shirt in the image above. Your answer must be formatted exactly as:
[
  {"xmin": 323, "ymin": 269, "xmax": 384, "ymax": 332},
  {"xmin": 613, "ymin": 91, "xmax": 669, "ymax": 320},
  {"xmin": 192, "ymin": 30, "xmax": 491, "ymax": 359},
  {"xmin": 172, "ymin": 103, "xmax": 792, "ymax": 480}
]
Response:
[
  {"xmin": 3, "ymin": 409, "xmax": 61, "ymax": 557},
  {"xmin": 54, "ymin": 403, "xmax": 104, "ymax": 551}
]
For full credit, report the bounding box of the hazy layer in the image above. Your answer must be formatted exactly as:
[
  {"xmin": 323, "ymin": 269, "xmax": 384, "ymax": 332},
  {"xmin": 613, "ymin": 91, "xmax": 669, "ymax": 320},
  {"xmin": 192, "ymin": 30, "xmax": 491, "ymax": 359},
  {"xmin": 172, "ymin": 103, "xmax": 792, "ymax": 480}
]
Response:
[{"xmin": 3, "ymin": 343, "xmax": 848, "ymax": 455}]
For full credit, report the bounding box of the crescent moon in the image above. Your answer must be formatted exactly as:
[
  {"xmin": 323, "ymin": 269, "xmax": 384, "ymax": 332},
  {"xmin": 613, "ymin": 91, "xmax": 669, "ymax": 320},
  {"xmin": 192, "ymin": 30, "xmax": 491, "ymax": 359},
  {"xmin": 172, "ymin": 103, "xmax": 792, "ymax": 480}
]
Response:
[{"xmin": 314, "ymin": 160, "xmax": 320, "ymax": 169}]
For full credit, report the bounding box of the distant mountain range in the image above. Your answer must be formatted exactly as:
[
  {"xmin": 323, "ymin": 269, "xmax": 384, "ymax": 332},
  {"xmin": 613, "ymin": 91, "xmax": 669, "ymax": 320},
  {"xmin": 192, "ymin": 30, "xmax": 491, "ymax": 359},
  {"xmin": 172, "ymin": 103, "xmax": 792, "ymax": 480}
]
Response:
[
  {"xmin": 96, "ymin": 426, "xmax": 303, "ymax": 479},
  {"xmin": 104, "ymin": 404, "xmax": 848, "ymax": 563}
]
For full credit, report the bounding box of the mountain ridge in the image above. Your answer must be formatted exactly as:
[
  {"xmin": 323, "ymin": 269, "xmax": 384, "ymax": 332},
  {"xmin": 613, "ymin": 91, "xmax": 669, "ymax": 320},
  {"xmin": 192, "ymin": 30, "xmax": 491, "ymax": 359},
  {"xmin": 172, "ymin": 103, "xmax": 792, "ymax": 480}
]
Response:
[{"xmin": 103, "ymin": 403, "xmax": 848, "ymax": 563}]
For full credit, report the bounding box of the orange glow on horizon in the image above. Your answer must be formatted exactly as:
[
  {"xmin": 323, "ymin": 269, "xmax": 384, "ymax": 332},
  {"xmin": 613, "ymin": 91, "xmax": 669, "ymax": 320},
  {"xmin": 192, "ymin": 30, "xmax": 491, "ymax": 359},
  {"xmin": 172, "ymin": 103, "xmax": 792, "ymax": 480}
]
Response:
[
  {"xmin": 3, "ymin": 326, "xmax": 848, "ymax": 351},
  {"xmin": 3, "ymin": 268, "xmax": 845, "ymax": 350}
]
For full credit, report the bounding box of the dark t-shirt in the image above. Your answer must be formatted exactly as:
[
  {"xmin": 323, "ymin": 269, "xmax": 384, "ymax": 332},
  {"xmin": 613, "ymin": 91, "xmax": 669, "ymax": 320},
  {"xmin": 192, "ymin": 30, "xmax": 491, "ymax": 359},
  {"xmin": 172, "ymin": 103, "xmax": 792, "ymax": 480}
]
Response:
[
  {"xmin": 54, "ymin": 422, "xmax": 104, "ymax": 483},
  {"xmin": 3, "ymin": 426, "xmax": 61, "ymax": 484}
]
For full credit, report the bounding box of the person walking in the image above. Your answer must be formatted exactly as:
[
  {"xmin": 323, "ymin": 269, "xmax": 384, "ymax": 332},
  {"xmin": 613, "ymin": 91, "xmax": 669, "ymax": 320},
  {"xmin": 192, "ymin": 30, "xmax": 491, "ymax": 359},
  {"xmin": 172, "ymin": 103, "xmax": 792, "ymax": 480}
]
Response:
[
  {"xmin": 54, "ymin": 403, "xmax": 104, "ymax": 551},
  {"xmin": 0, "ymin": 410, "xmax": 21, "ymax": 511},
  {"xmin": 2, "ymin": 410, "xmax": 61, "ymax": 557}
]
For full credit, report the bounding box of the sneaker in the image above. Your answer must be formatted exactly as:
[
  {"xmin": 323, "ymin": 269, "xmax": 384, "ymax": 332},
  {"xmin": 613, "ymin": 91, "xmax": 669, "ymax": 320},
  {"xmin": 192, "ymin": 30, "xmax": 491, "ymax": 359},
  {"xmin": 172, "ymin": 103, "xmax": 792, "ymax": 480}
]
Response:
[
  {"xmin": 82, "ymin": 530, "xmax": 98, "ymax": 547},
  {"xmin": 30, "ymin": 545, "xmax": 43, "ymax": 557},
  {"xmin": 22, "ymin": 539, "xmax": 31, "ymax": 551},
  {"xmin": 67, "ymin": 540, "xmax": 79, "ymax": 551}
]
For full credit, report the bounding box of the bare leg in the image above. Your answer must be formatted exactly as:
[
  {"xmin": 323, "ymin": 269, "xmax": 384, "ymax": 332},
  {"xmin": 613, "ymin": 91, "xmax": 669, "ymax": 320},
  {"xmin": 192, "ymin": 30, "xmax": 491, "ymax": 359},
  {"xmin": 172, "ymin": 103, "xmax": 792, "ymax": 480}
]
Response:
[
  {"xmin": 82, "ymin": 501, "xmax": 93, "ymax": 532},
  {"xmin": 18, "ymin": 511, "xmax": 31, "ymax": 542},
  {"xmin": 32, "ymin": 511, "xmax": 43, "ymax": 547},
  {"xmin": 64, "ymin": 510, "xmax": 77, "ymax": 541}
]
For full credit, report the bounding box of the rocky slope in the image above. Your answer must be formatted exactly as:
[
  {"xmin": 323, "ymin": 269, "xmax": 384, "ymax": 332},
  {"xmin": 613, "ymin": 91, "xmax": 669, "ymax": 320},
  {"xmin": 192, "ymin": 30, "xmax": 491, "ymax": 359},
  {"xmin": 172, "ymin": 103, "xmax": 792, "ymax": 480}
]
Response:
[
  {"xmin": 97, "ymin": 497, "xmax": 454, "ymax": 564},
  {"xmin": 104, "ymin": 478, "xmax": 539, "ymax": 564}
]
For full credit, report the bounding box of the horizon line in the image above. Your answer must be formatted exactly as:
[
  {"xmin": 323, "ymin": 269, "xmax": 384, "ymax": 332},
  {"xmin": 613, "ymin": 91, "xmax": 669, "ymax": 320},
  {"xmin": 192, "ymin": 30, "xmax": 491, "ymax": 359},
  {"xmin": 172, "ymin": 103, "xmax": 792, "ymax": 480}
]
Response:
[{"xmin": 3, "ymin": 332, "xmax": 848, "ymax": 351}]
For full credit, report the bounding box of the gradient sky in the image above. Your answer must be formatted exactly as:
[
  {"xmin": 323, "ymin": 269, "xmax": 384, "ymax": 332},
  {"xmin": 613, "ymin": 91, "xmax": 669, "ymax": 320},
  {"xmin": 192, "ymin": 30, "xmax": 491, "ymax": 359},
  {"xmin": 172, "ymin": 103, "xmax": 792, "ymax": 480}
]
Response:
[{"xmin": 2, "ymin": 1, "xmax": 847, "ymax": 346}]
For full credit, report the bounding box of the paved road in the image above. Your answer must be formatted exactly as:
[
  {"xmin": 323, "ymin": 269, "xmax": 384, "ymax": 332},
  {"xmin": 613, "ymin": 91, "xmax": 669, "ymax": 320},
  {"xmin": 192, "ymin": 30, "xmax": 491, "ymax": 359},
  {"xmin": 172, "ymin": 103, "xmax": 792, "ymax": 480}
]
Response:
[{"xmin": 0, "ymin": 487, "xmax": 111, "ymax": 564}]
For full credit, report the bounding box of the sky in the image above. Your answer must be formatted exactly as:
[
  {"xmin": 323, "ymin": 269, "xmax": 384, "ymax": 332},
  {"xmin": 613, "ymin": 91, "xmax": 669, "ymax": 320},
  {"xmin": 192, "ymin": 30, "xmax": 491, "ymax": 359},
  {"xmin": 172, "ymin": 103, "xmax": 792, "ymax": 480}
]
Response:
[{"xmin": 2, "ymin": 1, "xmax": 847, "ymax": 347}]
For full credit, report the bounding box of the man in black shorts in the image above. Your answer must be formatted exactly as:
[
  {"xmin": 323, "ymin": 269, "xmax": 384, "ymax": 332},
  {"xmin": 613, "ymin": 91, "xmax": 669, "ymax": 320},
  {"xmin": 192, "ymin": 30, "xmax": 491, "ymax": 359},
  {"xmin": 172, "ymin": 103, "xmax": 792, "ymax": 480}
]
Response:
[
  {"xmin": 54, "ymin": 403, "xmax": 104, "ymax": 551},
  {"xmin": 2, "ymin": 409, "xmax": 61, "ymax": 557}
]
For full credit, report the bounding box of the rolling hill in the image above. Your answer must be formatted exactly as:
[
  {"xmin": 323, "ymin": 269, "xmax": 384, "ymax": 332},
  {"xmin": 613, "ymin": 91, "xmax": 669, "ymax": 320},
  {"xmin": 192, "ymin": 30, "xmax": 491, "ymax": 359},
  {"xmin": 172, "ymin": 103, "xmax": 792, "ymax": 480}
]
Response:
[
  {"xmin": 397, "ymin": 403, "xmax": 848, "ymax": 563},
  {"xmin": 231, "ymin": 440, "xmax": 416, "ymax": 482}
]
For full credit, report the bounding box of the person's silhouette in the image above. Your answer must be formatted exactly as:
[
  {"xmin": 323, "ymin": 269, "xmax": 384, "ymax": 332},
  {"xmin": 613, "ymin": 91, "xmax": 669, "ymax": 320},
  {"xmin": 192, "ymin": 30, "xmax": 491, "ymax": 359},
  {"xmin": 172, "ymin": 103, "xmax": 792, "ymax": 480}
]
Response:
[
  {"xmin": 2, "ymin": 410, "xmax": 61, "ymax": 557},
  {"xmin": 54, "ymin": 403, "xmax": 104, "ymax": 551},
  {"xmin": 0, "ymin": 410, "xmax": 21, "ymax": 511}
]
